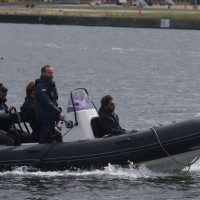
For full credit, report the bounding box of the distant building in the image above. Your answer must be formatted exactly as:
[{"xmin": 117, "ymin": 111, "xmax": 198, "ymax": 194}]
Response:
[{"xmin": 49, "ymin": 0, "xmax": 92, "ymax": 3}]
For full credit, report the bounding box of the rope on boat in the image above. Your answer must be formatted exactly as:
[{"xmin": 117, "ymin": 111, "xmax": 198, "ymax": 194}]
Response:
[{"xmin": 150, "ymin": 127, "xmax": 200, "ymax": 172}]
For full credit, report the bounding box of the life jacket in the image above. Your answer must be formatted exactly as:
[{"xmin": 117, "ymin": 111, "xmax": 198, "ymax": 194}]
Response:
[
  {"xmin": 0, "ymin": 102, "xmax": 8, "ymax": 117},
  {"xmin": 35, "ymin": 76, "xmax": 58, "ymax": 107}
]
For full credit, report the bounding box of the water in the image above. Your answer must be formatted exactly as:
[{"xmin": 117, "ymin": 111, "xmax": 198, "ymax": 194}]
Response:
[
  {"xmin": 1, "ymin": 23, "xmax": 200, "ymax": 199},
  {"xmin": 1, "ymin": 164, "xmax": 200, "ymax": 200}
]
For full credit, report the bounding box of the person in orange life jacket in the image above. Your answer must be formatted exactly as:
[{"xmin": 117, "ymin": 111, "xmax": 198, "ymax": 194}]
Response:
[
  {"xmin": 35, "ymin": 65, "xmax": 64, "ymax": 143},
  {"xmin": 98, "ymin": 95, "xmax": 127, "ymax": 136}
]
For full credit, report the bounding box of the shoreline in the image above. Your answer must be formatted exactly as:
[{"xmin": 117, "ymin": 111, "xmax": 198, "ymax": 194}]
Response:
[{"xmin": 0, "ymin": 4, "xmax": 200, "ymax": 29}]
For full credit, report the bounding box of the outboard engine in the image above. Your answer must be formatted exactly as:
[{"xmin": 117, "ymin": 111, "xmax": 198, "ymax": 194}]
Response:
[{"xmin": 60, "ymin": 88, "xmax": 98, "ymax": 142}]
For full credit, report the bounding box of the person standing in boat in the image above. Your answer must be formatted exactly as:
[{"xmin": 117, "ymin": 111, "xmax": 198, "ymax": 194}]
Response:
[
  {"xmin": 35, "ymin": 65, "xmax": 64, "ymax": 143},
  {"xmin": 98, "ymin": 95, "xmax": 127, "ymax": 136},
  {"xmin": 20, "ymin": 81, "xmax": 40, "ymax": 143}
]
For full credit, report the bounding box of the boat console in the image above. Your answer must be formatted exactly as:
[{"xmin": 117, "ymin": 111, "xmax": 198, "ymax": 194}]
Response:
[{"xmin": 60, "ymin": 88, "xmax": 98, "ymax": 142}]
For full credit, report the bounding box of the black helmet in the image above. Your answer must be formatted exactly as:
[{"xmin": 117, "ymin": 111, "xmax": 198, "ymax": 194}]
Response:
[{"xmin": 0, "ymin": 83, "xmax": 8, "ymax": 96}]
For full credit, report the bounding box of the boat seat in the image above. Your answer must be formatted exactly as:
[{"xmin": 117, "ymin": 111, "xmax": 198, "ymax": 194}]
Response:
[{"xmin": 91, "ymin": 117, "xmax": 105, "ymax": 138}]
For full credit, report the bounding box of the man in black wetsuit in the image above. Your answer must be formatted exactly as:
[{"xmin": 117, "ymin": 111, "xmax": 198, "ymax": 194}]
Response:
[
  {"xmin": 35, "ymin": 65, "xmax": 64, "ymax": 143},
  {"xmin": 98, "ymin": 95, "xmax": 127, "ymax": 136}
]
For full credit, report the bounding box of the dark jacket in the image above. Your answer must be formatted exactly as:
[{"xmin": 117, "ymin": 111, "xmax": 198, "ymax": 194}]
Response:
[
  {"xmin": 21, "ymin": 95, "xmax": 40, "ymax": 133},
  {"xmin": 0, "ymin": 101, "xmax": 8, "ymax": 115},
  {"xmin": 0, "ymin": 101, "xmax": 11, "ymax": 131},
  {"xmin": 98, "ymin": 106, "xmax": 126, "ymax": 136},
  {"xmin": 35, "ymin": 75, "xmax": 61, "ymax": 122}
]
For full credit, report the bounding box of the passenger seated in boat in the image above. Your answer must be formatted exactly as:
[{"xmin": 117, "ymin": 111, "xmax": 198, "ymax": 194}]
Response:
[
  {"xmin": 0, "ymin": 84, "xmax": 20, "ymax": 145},
  {"xmin": 98, "ymin": 95, "xmax": 127, "ymax": 136},
  {"xmin": 20, "ymin": 81, "xmax": 40, "ymax": 143}
]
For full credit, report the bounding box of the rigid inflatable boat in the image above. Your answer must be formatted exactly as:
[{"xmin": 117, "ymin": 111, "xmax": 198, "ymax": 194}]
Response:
[{"xmin": 0, "ymin": 88, "xmax": 200, "ymax": 172}]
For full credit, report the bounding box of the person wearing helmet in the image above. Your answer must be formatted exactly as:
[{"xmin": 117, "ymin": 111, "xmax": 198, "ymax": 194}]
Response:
[
  {"xmin": 0, "ymin": 83, "xmax": 20, "ymax": 145},
  {"xmin": 0, "ymin": 83, "xmax": 11, "ymax": 130}
]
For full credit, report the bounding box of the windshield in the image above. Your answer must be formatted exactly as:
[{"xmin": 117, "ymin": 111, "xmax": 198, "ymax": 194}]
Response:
[{"xmin": 67, "ymin": 88, "xmax": 95, "ymax": 113}]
